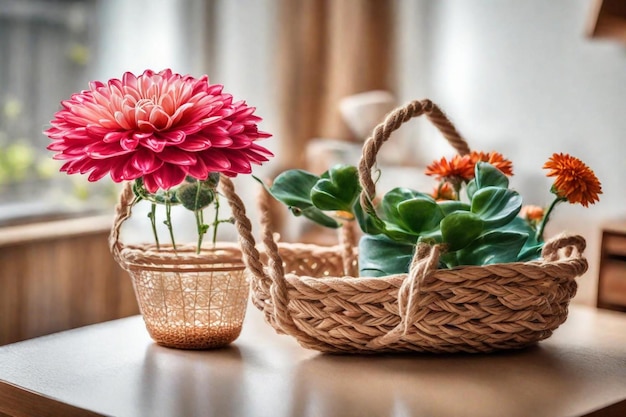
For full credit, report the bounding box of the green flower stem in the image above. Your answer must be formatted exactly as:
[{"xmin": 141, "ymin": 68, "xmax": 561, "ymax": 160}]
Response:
[
  {"xmin": 193, "ymin": 182, "xmax": 205, "ymax": 254},
  {"xmin": 194, "ymin": 210, "xmax": 204, "ymax": 254},
  {"xmin": 535, "ymin": 196, "xmax": 566, "ymax": 242},
  {"xmin": 148, "ymin": 203, "xmax": 160, "ymax": 250},
  {"xmin": 452, "ymin": 180, "xmax": 462, "ymax": 201},
  {"xmin": 212, "ymin": 194, "xmax": 220, "ymax": 246},
  {"xmin": 164, "ymin": 192, "xmax": 177, "ymax": 252}
]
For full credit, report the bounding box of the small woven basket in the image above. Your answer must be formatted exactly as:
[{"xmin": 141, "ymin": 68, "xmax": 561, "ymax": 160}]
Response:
[
  {"xmin": 238, "ymin": 99, "xmax": 589, "ymax": 354},
  {"xmin": 109, "ymin": 178, "xmax": 253, "ymax": 350}
]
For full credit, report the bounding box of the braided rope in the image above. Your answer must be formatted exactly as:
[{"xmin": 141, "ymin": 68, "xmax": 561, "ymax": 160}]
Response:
[
  {"xmin": 339, "ymin": 221, "xmax": 359, "ymax": 276},
  {"xmin": 246, "ymin": 185, "xmax": 340, "ymax": 350},
  {"xmin": 223, "ymin": 178, "xmax": 342, "ymax": 350},
  {"xmin": 109, "ymin": 181, "xmax": 136, "ymax": 266},
  {"xmin": 217, "ymin": 177, "xmax": 266, "ymax": 281},
  {"xmin": 400, "ymin": 243, "xmax": 441, "ymax": 334},
  {"xmin": 542, "ymin": 234, "xmax": 586, "ymax": 262},
  {"xmin": 358, "ymin": 99, "xmax": 470, "ymax": 208}
]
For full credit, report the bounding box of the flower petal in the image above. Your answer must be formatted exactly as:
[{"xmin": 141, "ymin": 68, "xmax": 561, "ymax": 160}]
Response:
[
  {"xmin": 131, "ymin": 148, "xmax": 163, "ymax": 173},
  {"xmin": 158, "ymin": 147, "xmax": 197, "ymax": 166},
  {"xmin": 177, "ymin": 136, "xmax": 211, "ymax": 151},
  {"xmin": 85, "ymin": 141, "xmax": 133, "ymax": 159},
  {"xmin": 145, "ymin": 164, "xmax": 187, "ymax": 191},
  {"xmin": 186, "ymin": 156, "xmax": 210, "ymax": 179},
  {"xmin": 141, "ymin": 136, "xmax": 168, "ymax": 152},
  {"xmin": 156, "ymin": 130, "xmax": 186, "ymax": 144},
  {"xmin": 198, "ymin": 149, "xmax": 232, "ymax": 171}
]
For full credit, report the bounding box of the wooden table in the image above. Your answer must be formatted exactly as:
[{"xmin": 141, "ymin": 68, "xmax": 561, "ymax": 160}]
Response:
[{"xmin": 1, "ymin": 304, "xmax": 626, "ymax": 417}]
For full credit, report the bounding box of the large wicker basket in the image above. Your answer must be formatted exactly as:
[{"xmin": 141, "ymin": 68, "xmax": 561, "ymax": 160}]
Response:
[{"xmin": 236, "ymin": 99, "xmax": 589, "ymax": 354}]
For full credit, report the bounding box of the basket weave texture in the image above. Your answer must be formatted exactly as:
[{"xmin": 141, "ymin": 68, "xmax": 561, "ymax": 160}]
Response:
[
  {"xmin": 109, "ymin": 180, "xmax": 250, "ymax": 350},
  {"xmin": 233, "ymin": 99, "xmax": 589, "ymax": 354}
]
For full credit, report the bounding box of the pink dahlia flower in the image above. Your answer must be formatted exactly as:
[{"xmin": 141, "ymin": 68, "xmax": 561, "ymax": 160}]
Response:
[{"xmin": 45, "ymin": 69, "xmax": 273, "ymax": 192}]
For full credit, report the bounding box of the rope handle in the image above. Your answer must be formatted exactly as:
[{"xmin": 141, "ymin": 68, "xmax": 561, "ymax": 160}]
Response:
[
  {"xmin": 224, "ymin": 177, "xmax": 327, "ymax": 345},
  {"xmin": 252, "ymin": 98, "xmax": 470, "ymax": 274},
  {"xmin": 358, "ymin": 99, "xmax": 470, "ymax": 209},
  {"xmin": 541, "ymin": 233, "xmax": 586, "ymax": 262},
  {"xmin": 243, "ymin": 183, "xmax": 334, "ymax": 346},
  {"xmin": 109, "ymin": 181, "xmax": 136, "ymax": 266},
  {"xmin": 108, "ymin": 177, "xmax": 264, "ymax": 271},
  {"xmin": 220, "ymin": 177, "xmax": 323, "ymax": 348}
]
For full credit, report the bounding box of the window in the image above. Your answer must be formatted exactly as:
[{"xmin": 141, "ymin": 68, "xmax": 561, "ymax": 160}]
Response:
[
  {"xmin": 0, "ymin": 0, "xmax": 104, "ymax": 224},
  {"xmin": 0, "ymin": 0, "xmax": 207, "ymax": 225}
]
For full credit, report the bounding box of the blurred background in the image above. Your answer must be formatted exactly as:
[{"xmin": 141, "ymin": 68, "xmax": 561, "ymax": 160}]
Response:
[{"xmin": 1, "ymin": 0, "xmax": 625, "ymax": 343}]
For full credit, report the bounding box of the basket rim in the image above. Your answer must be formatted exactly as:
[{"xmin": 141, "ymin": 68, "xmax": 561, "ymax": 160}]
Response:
[
  {"xmin": 274, "ymin": 240, "xmax": 586, "ymax": 287},
  {"xmin": 117, "ymin": 241, "xmax": 245, "ymax": 272}
]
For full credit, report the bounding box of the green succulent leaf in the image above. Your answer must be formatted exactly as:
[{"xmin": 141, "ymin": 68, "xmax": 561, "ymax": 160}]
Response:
[
  {"xmin": 440, "ymin": 211, "xmax": 484, "ymax": 251},
  {"xmin": 396, "ymin": 197, "xmax": 444, "ymax": 234},
  {"xmin": 517, "ymin": 242, "xmax": 543, "ymax": 262},
  {"xmin": 438, "ymin": 200, "xmax": 470, "ymax": 216},
  {"xmin": 471, "ymin": 186, "xmax": 522, "ymax": 228},
  {"xmin": 358, "ymin": 234, "xmax": 415, "ymax": 277},
  {"xmin": 466, "ymin": 179, "xmax": 478, "ymax": 200},
  {"xmin": 353, "ymin": 199, "xmax": 385, "ymax": 235},
  {"xmin": 264, "ymin": 169, "xmax": 320, "ymax": 208},
  {"xmin": 353, "ymin": 201, "xmax": 416, "ymax": 242},
  {"xmin": 498, "ymin": 216, "xmax": 543, "ymax": 261},
  {"xmin": 254, "ymin": 171, "xmax": 340, "ymax": 228},
  {"xmin": 377, "ymin": 187, "xmax": 442, "ymax": 241},
  {"xmin": 299, "ymin": 206, "xmax": 341, "ymax": 228},
  {"xmin": 381, "ymin": 221, "xmax": 425, "ymax": 243},
  {"xmin": 381, "ymin": 188, "xmax": 430, "ymax": 227},
  {"xmin": 421, "ymin": 229, "xmax": 443, "ymax": 242},
  {"xmin": 455, "ymin": 231, "xmax": 528, "ymax": 266},
  {"xmin": 311, "ymin": 164, "xmax": 360, "ymax": 212},
  {"xmin": 439, "ymin": 251, "xmax": 460, "ymax": 269},
  {"xmin": 381, "ymin": 188, "xmax": 424, "ymax": 216},
  {"xmin": 474, "ymin": 162, "xmax": 509, "ymax": 190}
]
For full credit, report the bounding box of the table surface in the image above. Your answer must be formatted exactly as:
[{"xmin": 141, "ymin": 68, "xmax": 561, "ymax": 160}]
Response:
[{"xmin": 1, "ymin": 304, "xmax": 626, "ymax": 417}]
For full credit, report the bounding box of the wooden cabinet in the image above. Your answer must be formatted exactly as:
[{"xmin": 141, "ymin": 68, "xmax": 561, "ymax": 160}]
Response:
[
  {"xmin": 597, "ymin": 220, "xmax": 626, "ymax": 311},
  {"xmin": 0, "ymin": 216, "xmax": 139, "ymax": 345},
  {"xmin": 588, "ymin": 0, "xmax": 626, "ymax": 42}
]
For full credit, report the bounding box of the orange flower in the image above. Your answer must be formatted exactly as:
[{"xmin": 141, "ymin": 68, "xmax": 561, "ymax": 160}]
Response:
[
  {"xmin": 470, "ymin": 151, "xmax": 514, "ymax": 176},
  {"xmin": 520, "ymin": 205, "xmax": 544, "ymax": 222},
  {"xmin": 425, "ymin": 154, "xmax": 474, "ymax": 182},
  {"xmin": 543, "ymin": 153, "xmax": 602, "ymax": 207},
  {"xmin": 431, "ymin": 181, "xmax": 457, "ymax": 201}
]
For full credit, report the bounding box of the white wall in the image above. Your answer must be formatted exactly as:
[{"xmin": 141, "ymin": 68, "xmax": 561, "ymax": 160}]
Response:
[
  {"xmin": 398, "ymin": 0, "xmax": 626, "ymax": 305},
  {"xmin": 208, "ymin": 0, "xmax": 278, "ymax": 149},
  {"xmin": 95, "ymin": 0, "xmax": 203, "ymax": 79}
]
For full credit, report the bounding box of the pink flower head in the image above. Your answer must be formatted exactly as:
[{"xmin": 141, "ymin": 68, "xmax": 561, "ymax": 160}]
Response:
[{"xmin": 45, "ymin": 69, "xmax": 273, "ymax": 192}]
